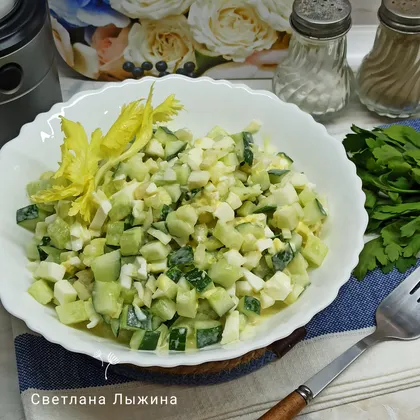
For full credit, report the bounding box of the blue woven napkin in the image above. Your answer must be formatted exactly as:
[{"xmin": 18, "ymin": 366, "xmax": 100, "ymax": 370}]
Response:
[{"xmin": 11, "ymin": 120, "xmax": 420, "ymax": 420}]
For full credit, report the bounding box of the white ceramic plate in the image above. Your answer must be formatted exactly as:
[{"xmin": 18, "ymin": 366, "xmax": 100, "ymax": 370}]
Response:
[{"xmin": 0, "ymin": 76, "xmax": 367, "ymax": 367}]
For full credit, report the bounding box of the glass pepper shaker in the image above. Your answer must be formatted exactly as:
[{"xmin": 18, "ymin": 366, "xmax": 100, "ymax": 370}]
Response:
[
  {"xmin": 273, "ymin": 0, "xmax": 354, "ymax": 121},
  {"xmin": 357, "ymin": 0, "xmax": 420, "ymax": 118}
]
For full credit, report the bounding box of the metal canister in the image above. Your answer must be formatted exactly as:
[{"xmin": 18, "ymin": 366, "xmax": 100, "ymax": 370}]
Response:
[{"xmin": 0, "ymin": 0, "xmax": 62, "ymax": 147}]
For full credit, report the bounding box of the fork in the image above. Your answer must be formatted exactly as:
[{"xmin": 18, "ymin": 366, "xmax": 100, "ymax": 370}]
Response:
[{"xmin": 259, "ymin": 266, "xmax": 420, "ymax": 420}]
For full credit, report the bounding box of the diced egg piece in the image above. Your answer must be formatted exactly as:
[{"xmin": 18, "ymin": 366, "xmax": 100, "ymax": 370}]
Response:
[
  {"xmin": 226, "ymin": 192, "xmax": 242, "ymax": 210},
  {"xmin": 264, "ymin": 272, "xmax": 292, "ymax": 301},
  {"xmin": 256, "ymin": 238, "xmax": 273, "ymax": 252},
  {"xmin": 163, "ymin": 168, "xmax": 177, "ymax": 182},
  {"xmin": 133, "ymin": 281, "xmax": 145, "ymax": 300},
  {"xmin": 54, "ymin": 280, "xmax": 77, "ymax": 305},
  {"xmin": 135, "ymin": 257, "xmax": 148, "ymax": 280},
  {"xmin": 224, "ymin": 249, "xmax": 246, "ymax": 267},
  {"xmin": 187, "ymin": 147, "xmax": 203, "ymax": 170},
  {"xmin": 221, "ymin": 310, "xmax": 240, "ymax": 345},
  {"xmin": 146, "ymin": 182, "xmax": 158, "ymax": 195},
  {"xmin": 35, "ymin": 261, "xmax": 66, "ymax": 283},
  {"xmin": 188, "ymin": 170, "xmax": 211, "ymax": 189},
  {"xmin": 241, "ymin": 268, "xmax": 265, "ymax": 292},
  {"xmin": 214, "ymin": 202, "xmax": 235, "ymax": 222},
  {"xmin": 194, "ymin": 136, "xmax": 215, "ymax": 149},
  {"xmin": 214, "ymin": 136, "xmax": 235, "ymax": 150},
  {"xmin": 264, "ymin": 226, "xmax": 275, "ymax": 238},
  {"xmin": 260, "ymin": 291, "xmax": 276, "ymax": 309}
]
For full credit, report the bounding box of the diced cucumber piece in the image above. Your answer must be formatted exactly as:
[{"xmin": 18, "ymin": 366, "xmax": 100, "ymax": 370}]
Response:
[
  {"xmin": 238, "ymin": 296, "xmax": 260, "ymax": 319},
  {"xmin": 176, "ymin": 288, "xmax": 197, "ymax": 318},
  {"xmin": 221, "ymin": 310, "xmax": 240, "ymax": 344},
  {"xmin": 213, "ymin": 221, "xmax": 244, "ymax": 251},
  {"xmin": 120, "ymin": 227, "xmax": 144, "ymax": 256},
  {"xmin": 195, "ymin": 320, "xmax": 223, "ymax": 349},
  {"xmin": 166, "ymin": 212, "xmax": 194, "ymax": 238},
  {"xmin": 206, "ymin": 287, "xmax": 235, "ymax": 317},
  {"xmin": 166, "ymin": 266, "xmax": 183, "ymax": 283},
  {"xmin": 157, "ymin": 274, "xmax": 178, "ymax": 299},
  {"xmin": 47, "ymin": 217, "xmax": 70, "ymax": 249},
  {"xmin": 268, "ymin": 169, "xmax": 290, "ymax": 184},
  {"xmin": 16, "ymin": 205, "xmax": 47, "ymax": 231},
  {"xmin": 151, "ymin": 298, "xmax": 176, "ymax": 321},
  {"xmin": 166, "ymin": 140, "xmax": 187, "ymax": 161},
  {"xmin": 235, "ymin": 223, "xmax": 265, "ymax": 239},
  {"xmin": 203, "ymin": 237, "xmax": 224, "ymax": 251},
  {"xmin": 237, "ymin": 201, "xmax": 257, "ymax": 217},
  {"xmin": 73, "ymin": 280, "xmax": 92, "ymax": 301},
  {"xmin": 173, "ymin": 165, "xmax": 191, "ymax": 186},
  {"xmin": 106, "ymin": 222, "xmax": 124, "ymax": 247},
  {"xmin": 34, "ymin": 261, "xmax": 65, "ymax": 282},
  {"xmin": 299, "ymin": 186, "xmax": 317, "ymax": 206},
  {"xmin": 92, "ymin": 281, "xmax": 121, "ymax": 317},
  {"xmin": 272, "ymin": 206, "xmax": 299, "ymax": 230},
  {"xmin": 37, "ymin": 246, "xmax": 61, "ymax": 263},
  {"xmin": 185, "ymin": 268, "xmax": 214, "ymax": 293},
  {"xmin": 91, "ymin": 250, "xmax": 121, "ymax": 282},
  {"xmin": 28, "ymin": 279, "xmax": 53, "ymax": 305},
  {"xmin": 287, "ymin": 253, "xmax": 308, "ymax": 274},
  {"xmin": 155, "ymin": 126, "xmax": 178, "ymax": 144},
  {"xmin": 176, "ymin": 205, "xmax": 198, "ymax": 226},
  {"xmin": 132, "ymin": 329, "xmax": 162, "ymax": 350},
  {"xmin": 121, "ymin": 286, "xmax": 138, "ymax": 304},
  {"xmin": 292, "ymin": 271, "xmax": 310, "ymax": 287},
  {"xmin": 208, "ymin": 259, "xmax": 242, "ymax": 288},
  {"xmin": 303, "ymin": 199, "xmax": 325, "ymax": 225},
  {"xmin": 120, "ymin": 304, "xmax": 157, "ymax": 330},
  {"xmin": 277, "ymin": 152, "xmax": 294, "ymax": 165},
  {"xmin": 168, "ymin": 246, "xmax": 194, "ymax": 267},
  {"xmin": 56, "ymin": 300, "xmax": 89, "ymax": 325},
  {"xmin": 233, "ymin": 132, "xmax": 254, "ymax": 166},
  {"xmin": 169, "ymin": 327, "xmax": 187, "ymax": 351},
  {"xmin": 140, "ymin": 241, "xmax": 170, "ymax": 261},
  {"xmin": 129, "ymin": 329, "xmax": 144, "ymax": 350},
  {"xmin": 301, "ymin": 235, "xmax": 328, "ymax": 267},
  {"xmin": 250, "ymin": 169, "xmax": 270, "ymax": 192},
  {"xmin": 163, "ymin": 184, "xmax": 182, "ymax": 203},
  {"xmin": 284, "ymin": 284, "xmax": 305, "ymax": 305},
  {"xmin": 272, "ymin": 244, "xmax": 294, "ymax": 272},
  {"xmin": 109, "ymin": 194, "xmax": 132, "ymax": 222}
]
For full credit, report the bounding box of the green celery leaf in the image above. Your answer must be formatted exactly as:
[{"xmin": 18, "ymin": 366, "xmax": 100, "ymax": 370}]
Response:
[
  {"xmin": 372, "ymin": 202, "xmax": 420, "ymax": 220},
  {"xmin": 395, "ymin": 256, "xmax": 417, "ymax": 273},
  {"xmin": 400, "ymin": 216, "xmax": 420, "ymax": 237},
  {"xmin": 353, "ymin": 237, "xmax": 388, "ymax": 280},
  {"xmin": 383, "ymin": 125, "xmax": 420, "ymax": 148},
  {"xmin": 412, "ymin": 167, "xmax": 420, "ymax": 184},
  {"xmin": 364, "ymin": 189, "xmax": 377, "ymax": 208},
  {"xmin": 381, "ymin": 222, "xmax": 405, "ymax": 262},
  {"xmin": 403, "ymin": 235, "xmax": 420, "ymax": 257},
  {"xmin": 372, "ymin": 144, "xmax": 402, "ymax": 164},
  {"xmin": 387, "ymin": 159, "xmax": 412, "ymax": 174},
  {"xmin": 381, "ymin": 262, "xmax": 395, "ymax": 274},
  {"xmin": 404, "ymin": 149, "xmax": 420, "ymax": 165}
]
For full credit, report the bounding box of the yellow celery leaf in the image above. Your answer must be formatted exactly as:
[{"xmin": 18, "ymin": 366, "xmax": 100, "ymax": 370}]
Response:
[
  {"xmin": 152, "ymin": 94, "xmax": 183, "ymax": 124},
  {"xmin": 101, "ymin": 100, "xmax": 145, "ymax": 157},
  {"xmin": 33, "ymin": 119, "xmax": 103, "ymax": 222},
  {"xmin": 68, "ymin": 180, "xmax": 96, "ymax": 222},
  {"xmin": 31, "ymin": 184, "xmax": 83, "ymax": 203}
]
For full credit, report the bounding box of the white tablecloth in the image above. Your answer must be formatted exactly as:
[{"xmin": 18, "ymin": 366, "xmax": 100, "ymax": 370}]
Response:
[{"xmin": 2, "ymin": 44, "xmax": 420, "ymax": 419}]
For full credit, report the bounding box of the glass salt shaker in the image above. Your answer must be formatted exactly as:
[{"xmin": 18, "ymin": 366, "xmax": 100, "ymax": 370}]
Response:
[
  {"xmin": 357, "ymin": 0, "xmax": 420, "ymax": 118},
  {"xmin": 273, "ymin": 0, "xmax": 354, "ymax": 121}
]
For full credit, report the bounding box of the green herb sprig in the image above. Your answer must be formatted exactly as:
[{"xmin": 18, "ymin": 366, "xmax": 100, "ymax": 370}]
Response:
[{"xmin": 343, "ymin": 124, "xmax": 420, "ymax": 280}]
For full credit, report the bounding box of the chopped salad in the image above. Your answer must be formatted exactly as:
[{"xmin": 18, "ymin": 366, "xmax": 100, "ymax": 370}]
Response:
[{"xmin": 17, "ymin": 86, "xmax": 329, "ymax": 352}]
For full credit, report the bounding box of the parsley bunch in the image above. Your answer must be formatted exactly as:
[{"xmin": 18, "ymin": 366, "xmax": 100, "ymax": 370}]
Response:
[{"xmin": 343, "ymin": 124, "xmax": 420, "ymax": 280}]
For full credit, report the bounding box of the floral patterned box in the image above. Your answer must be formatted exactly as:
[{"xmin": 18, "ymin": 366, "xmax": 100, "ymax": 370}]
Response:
[{"xmin": 49, "ymin": 0, "xmax": 292, "ymax": 81}]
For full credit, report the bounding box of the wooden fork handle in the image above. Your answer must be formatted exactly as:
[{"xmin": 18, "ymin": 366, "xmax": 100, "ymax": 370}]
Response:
[{"xmin": 258, "ymin": 388, "xmax": 309, "ymax": 420}]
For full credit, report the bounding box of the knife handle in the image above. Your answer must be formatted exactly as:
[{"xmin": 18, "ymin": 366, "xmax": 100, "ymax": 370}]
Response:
[{"xmin": 258, "ymin": 389, "xmax": 307, "ymax": 420}]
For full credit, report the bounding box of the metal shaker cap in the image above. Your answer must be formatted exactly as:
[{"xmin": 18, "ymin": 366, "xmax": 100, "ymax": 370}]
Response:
[
  {"xmin": 379, "ymin": 0, "xmax": 420, "ymax": 33},
  {"xmin": 290, "ymin": 0, "xmax": 352, "ymax": 39}
]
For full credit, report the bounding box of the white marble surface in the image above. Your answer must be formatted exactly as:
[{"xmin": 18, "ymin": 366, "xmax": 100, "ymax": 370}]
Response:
[{"xmin": 2, "ymin": 19, "xmax": 420, "ymax": 420}]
